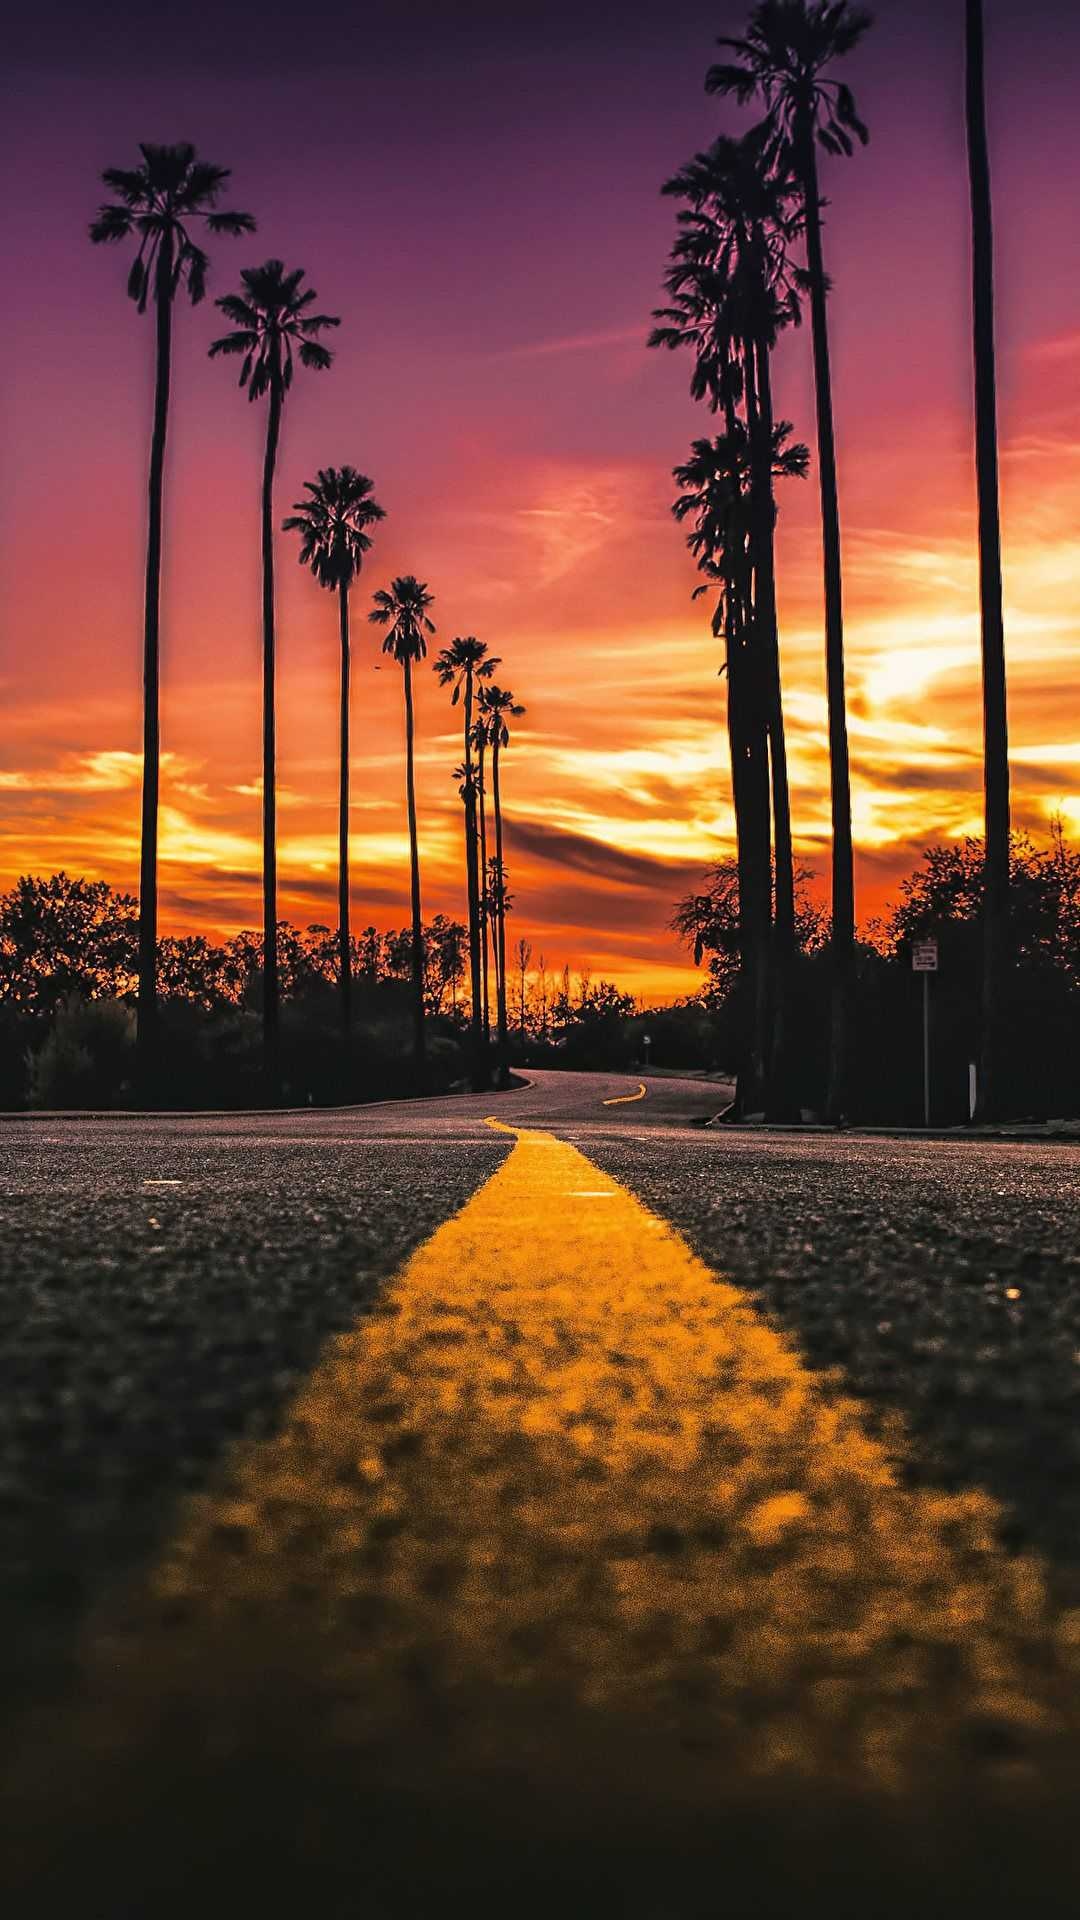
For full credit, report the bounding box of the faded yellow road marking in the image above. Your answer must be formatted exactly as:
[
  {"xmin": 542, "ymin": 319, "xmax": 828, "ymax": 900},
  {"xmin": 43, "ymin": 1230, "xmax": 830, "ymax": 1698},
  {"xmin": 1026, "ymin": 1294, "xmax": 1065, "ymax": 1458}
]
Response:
[
  {"xmin": 69, "ymin": 1126, "xmax": 1080, "ymax": 1805},
  {"xmin": 602, "ymin": 1081, "xmax": 647, "ymax": 1106}
]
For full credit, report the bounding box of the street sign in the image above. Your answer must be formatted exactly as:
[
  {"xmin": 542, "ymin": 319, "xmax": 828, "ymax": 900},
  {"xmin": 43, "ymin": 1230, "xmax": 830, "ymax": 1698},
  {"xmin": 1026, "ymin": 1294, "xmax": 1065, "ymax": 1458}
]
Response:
[{"xmin": 912, "ymin": 940, "xmax": 939, "ymax": 973}]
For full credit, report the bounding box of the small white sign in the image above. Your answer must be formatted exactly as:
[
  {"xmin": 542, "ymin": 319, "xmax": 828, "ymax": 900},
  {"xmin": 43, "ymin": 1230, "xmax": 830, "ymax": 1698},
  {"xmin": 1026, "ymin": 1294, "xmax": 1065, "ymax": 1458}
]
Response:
[{"xmin": 912, "ymin": 940, "xmax": 939, "ymax": 973}]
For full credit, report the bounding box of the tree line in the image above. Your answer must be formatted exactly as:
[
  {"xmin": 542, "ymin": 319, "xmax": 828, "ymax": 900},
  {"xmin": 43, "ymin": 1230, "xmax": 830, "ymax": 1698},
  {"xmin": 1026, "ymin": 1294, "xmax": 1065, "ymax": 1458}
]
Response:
[
  {"xmin": 90, "ymin": 151, "xmax": 524, "ymax": 1103},
  {"xmin": 654, "ymin": 0, "xmax": 1014, "ymax": 1120},
  {"xmin": 0, "ymin": 872, "xmax": 654, "ymax": 1109}
]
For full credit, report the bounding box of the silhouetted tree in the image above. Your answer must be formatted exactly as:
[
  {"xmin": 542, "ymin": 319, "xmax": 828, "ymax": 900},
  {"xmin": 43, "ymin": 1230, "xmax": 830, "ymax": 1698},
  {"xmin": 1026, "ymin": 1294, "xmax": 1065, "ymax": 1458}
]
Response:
[
  {"xmin": 707, "ymin": 0, "xmax": 871, "ymax": 1118},
  {"xmin": 435, "ymin": 637, "xmax": 499, "ymax": 1088},
  {"xmin": 478, "ymin": 684, "xmax": 525, "ymax": 1084},
  {"xmin": 516, "ymin": 937, "xmax": 533, "ymax": 1046},
  {"xmin": 672, "ymin": 422, "xmax": 806, "ymax": 1109},
  {"xmin": 965, "ymin": 0, "xmax": 1011, "ymax": 1119},
  {"xmin": 656, "ymin": 121, "xmax": 807, "ymax": 1114},
  {"xmin": 210, "ymin": 260, "xmax": 339, "ymax": 1090},
  {"xmin": 369, "ymin": 576, "xmax": 436, "ymax": 1076},
  {"xmin": 471, "ymin": 715, "xmax": 493, "ymax": 1044},
  {"xmin": 284, "ymin": 467, "xmax": 385, "ymax": 1055},
  {"xmin": 89, "ymin": 144, "xmax": 254, "ymax": 1091}
]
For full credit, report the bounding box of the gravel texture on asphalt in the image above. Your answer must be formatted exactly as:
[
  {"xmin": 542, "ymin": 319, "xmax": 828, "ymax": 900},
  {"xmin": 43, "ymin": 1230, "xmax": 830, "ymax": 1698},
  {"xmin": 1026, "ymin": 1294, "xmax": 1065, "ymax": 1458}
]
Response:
[
  {"xmin": 6, "ymin": 1074, "xmax": 1080, "ymax": 1917},
  {"xmin": 581, "ymin": 1125, "xmax": 1080, "ymax": 1588},
  {"xmin": 0, "ymin": 1114, "xmax": 509, "ymax": 1710}
]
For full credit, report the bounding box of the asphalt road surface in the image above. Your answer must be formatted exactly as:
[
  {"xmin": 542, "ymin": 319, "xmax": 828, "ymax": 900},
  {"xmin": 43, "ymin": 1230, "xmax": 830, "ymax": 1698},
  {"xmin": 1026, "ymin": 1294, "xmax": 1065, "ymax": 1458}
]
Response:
[{"xmin": 4, "ymin": 1069, "xmax": 1080, "ymax": 1916}]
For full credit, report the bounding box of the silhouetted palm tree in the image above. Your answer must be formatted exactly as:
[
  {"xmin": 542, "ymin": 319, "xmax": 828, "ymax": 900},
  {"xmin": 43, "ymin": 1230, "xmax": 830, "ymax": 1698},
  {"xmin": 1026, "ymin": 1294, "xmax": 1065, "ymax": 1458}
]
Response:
[
  {"xmin": 210, "ymin": 261, "xmax": 339, "ymax": 1088},
  {"xmin": 479, "ymin": 684, "xmax": 526, "ymax": 1084},
  {"xmin": 965, "ymin": 0, "xmax": 1010, "ymax": 1120},
  {"xmin": 655, "ymin": 120, "xmax": 806, "ymax": 1113},
  {"xmin": 674, "ymin": 423, "xmax": 807, "ymax": 1112},
  {"xmin": 708, "ymin": 0, "xmax": 871, "ymax": 1118},
  {"xmin": 434, "ymin": 637, "xmax": 499, "ymax": 1089},
  {"xmin": 369, "ymin": 577, "xmax": 436, "ymax": 1077},
  {"xmin": 283, "ymin": 467, "xmax": 385, "ymax": 1058},
  {"xmin": 471, "ymin": 716, "xmax": 493, "ymax": 1044},
  {"xmin": 89, "ymin": 143, "xmax": 254, "ymax": 1092}
]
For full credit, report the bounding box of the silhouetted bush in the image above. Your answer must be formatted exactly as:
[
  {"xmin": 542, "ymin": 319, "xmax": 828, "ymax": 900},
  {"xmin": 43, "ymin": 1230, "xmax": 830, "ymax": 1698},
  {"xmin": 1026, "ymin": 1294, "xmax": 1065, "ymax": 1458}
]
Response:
[{"xmin": 27, "ymin": 996, "xmax": 135, "ymax": 1110}]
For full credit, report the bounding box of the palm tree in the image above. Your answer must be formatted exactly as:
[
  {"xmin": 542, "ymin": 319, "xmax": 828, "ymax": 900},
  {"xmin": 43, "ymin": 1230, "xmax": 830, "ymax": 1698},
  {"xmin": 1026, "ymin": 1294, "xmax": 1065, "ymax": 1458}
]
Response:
[
  {"xmin": 965, "ymin": 0, "xmax": 1010, "ymax": 1120},
  {"xmin": 471, "ymin": 715, "xmax": 493, "ymax": 1044},
  {"xmin": 707, "ymin": 0, "xmax": 872, "ymax": 1119},
  {"xmin": 210, "ymin": 262, "xmax": 339, "ymax": 1088},
  {"xmin": 369, "ymin": 577, "xmax": 436, "ymax": 1077},
  {"xmin": 673, "ymin": 423, "xmax": 807, "ymax": 1112},
  {"xmin": 434, "ymin": 637, "xmax": 499, "ymax": 1089},
  {"xmin": 478, "ymin": 684, "xmax": 526, "ymax": 1085},
  {"xmin": 89, "ymin": 144, "xmax": 254, "ymax": 1093},
  {"xmin": 655, "ymin": 121, "xmax": 806, "ymax": 1113},
  {"xmin": 283, "ymin": 467, "xmax": 385, "ymax": 1061}
]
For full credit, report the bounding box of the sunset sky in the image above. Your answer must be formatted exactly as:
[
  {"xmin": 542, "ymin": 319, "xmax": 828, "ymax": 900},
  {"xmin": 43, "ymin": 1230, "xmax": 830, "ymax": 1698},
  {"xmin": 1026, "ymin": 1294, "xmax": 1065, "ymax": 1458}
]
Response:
[{"xmin": 3, "ymin": 0, "xmax": 1079, "ymax": 1001}]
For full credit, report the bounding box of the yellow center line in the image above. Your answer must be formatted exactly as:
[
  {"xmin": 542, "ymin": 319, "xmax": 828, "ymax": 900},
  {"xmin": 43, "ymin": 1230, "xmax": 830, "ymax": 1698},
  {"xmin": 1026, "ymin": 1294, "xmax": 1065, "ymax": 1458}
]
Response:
[
  {"xmin": 69, "ymin": 1123, "xmax": 1080, "ymax": 1805},
  {"xmin": 602, "ymin": 1082, "xmax": 647, "ymax": 1106}
]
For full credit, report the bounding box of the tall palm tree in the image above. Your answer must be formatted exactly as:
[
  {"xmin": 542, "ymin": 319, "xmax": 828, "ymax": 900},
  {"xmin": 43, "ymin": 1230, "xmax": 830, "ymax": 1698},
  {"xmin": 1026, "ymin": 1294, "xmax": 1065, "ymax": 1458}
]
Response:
[
  {"xmin": 965, "ymin": 0, "xmax": 1010, "ymax": 1120},
  {"xmin": 283, "ymin": 467, "xmax": 385, "ymax": 1059},
  {"xmin": 434, "ymin": 637, "xmax": 499, "ymax": 1089},
  {"xmin": 369, "ymin": 577, "xmax": 436, "ymax": 1077},
  {"xmin": 210, "ymin": 262, "xmax": 339, "ymax": 1089},
  {"xmin": 478, "ymin": 684, "xmax": 526, "ymax": 1085},
  {"xmin": 707, "ymin": 0, "xmax": 871, "ymax": 1119},
  {"xmin": 673, "ymin": 423, "xmax": 807, "ymax": 1112},
  {"xmin": 471, "ymin": 715, "xmax": 493, "ymax": 1044},
  {"xmin": 655, "ymin": 120, "xmax": 806, "ymax": 1113},
  {"xmin": 89, "ymin": 144, "xmax": 254, "ymax": 1093}
]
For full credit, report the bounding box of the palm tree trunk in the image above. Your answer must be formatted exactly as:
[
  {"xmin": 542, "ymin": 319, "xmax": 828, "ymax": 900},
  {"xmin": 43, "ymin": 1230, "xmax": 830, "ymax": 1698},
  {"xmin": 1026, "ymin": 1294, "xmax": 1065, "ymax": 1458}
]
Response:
[
  {"xmin": 718, "ymin": 395, "xmax": 768, "ymax": 1116},
  {"xmin": 260, "ymin": 361, "xmax": 283, "ymax": 1094},
  {"xmin": 463, "ymin": 676, "xmax": 487, "ymax": 1090},
  {"xmin": 477, "ymin": 736, "xmax": 491, "ymax": 1043},
  {"xmin": 492, "ymin": 737, "xmax": 509, "ymax": 1083},
  {"xmin": 403, "ymin": 653, "xmax": 426, "ymax": 1077},
  {"xmin": 800, "ymin": 132, "xmax": 856, "ymax": 1123},
  {"xmin": 136, "ymin": 230, "xmax": 174, "ymax": 1101},
  {"xmin": 750, "ymin": 335, "xmax": 799, "ymax": 1119},
  {"xmin": 338, "ymin": 579, "xmax": 352, "ymax": 1060},
  {"xmin": 966, "ymin": 0, "xmax": 1011, "ymax": 1122}
]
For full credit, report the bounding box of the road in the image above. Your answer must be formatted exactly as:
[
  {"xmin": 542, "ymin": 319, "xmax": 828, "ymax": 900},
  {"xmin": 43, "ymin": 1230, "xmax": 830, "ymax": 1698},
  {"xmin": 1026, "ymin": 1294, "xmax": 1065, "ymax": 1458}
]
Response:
[{"xmin": 4, "ymin": 1068, "xmax": 1080, "ymax": 1915}]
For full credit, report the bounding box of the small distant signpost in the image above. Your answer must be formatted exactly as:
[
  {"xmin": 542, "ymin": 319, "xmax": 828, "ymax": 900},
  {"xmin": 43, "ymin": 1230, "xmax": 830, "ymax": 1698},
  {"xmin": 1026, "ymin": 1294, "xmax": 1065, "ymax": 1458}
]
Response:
[
  {"xmin": 642, "ymin": 1033, "xmax": 652, "ymax": 1070},
  {"xmin": 912, "ymin": 939, "xmax": 938, "ymax": 1126}
]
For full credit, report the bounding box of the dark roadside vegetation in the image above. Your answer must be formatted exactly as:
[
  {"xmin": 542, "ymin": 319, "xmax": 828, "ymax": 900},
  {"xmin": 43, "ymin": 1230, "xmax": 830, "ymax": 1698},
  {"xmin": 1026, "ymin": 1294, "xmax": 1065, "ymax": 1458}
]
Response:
[{"xmin": 2, "ymin": 821, "xmax": 1077, "ymax": 1121}]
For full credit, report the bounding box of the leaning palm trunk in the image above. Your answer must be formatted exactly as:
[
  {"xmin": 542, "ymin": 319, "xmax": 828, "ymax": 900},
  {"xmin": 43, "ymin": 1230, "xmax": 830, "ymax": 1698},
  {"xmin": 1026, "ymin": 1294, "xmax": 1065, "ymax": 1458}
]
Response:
[
  {"xmin": 966, "ymin": 0, "xmax": 1010, "ymax": 1121},
  {"xmin": 402, "ymin": 654, "xmax": 426, "ymax": 1077},
  {"xmin": 476, "ymin": 735, "xmax": 491, "ymax": 1043},
  {"xmin": 748, "ymin": 335, "xmax": 799, "ymax": 1118},
  {"xmin": 799, "ymin": 129, "xmax": 856, "ymax": 1122},
  {"xmin": 137, "ymin": 230, "xmax": 174, "ymax": 1098},
  {"xmin": 338, "ymin": 578, "xmax": 352, "ymax": 1054},
  {"xmin": 462, "ymin": 678, "xmax": 487, "ymax": 1090},
  {"xmin": 260, "ymin": 353, "xmax": 283, "ymax": 1091},
  {"xmin": 491, "ymin": 737, "xmax": 510, "ymax": 1083}
]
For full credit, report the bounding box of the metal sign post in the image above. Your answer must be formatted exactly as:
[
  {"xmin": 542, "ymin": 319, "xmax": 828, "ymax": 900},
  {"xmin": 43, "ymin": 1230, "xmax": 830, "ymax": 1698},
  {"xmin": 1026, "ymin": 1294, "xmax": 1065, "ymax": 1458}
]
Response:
[
  {"xmin": 642, "ymin": 1033, "xmax": 651, "ymax": 1070},
  {"xmin": 912, "ymin": 940, "xmax": 939, "ymax": 1126}
]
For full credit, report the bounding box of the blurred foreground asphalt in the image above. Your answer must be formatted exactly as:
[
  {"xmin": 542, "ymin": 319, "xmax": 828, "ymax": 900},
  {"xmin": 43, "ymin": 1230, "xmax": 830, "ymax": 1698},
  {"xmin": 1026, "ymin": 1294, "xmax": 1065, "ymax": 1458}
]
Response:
[{"xmin": 3, "ymin": 1069, "xmax": 1080, "ymax": 1917}]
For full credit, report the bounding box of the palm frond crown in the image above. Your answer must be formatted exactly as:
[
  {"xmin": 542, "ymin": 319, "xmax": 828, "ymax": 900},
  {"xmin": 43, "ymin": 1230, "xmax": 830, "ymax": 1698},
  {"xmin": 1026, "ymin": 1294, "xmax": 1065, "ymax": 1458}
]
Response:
[
  {"xmin": 283, "ymin": 466, "xmax": 384, "ymax": 589},
  {"xmin": 209, "ymin": 259, "xmax": 340, "ymax": 400},
  {"xmin": 368, "ymin": 575, "xmax": 436, "ymax": 663},
  {"xmin": 89, "ymin": 141, "xmax": 255, "ymax": 312},
  {"xmin": 478, "ymin": 683, "xmax": 526, "ymax": 749},
  {"xmin": 434, "ymin": 636, "xmax": 501, "ymax": 704},
  {"xmin": 705, "ymin": 1, "xmax": 871, "ymax": 161}
]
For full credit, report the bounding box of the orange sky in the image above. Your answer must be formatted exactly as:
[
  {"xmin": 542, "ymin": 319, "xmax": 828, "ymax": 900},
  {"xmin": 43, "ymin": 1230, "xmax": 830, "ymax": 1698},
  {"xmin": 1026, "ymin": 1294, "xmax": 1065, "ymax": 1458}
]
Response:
[{"xmin": 2, "ymin": 1, "xmax": 1078, "ymax": 1003}]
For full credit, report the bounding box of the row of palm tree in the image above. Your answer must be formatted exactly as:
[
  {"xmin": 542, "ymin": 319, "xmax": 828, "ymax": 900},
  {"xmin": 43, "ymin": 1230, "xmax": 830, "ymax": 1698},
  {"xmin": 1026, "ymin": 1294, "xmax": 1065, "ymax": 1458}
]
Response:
[
  {"xmin": 435, "ymin": 639, "xmax": 526, "ymax": 1090},
  {"xmin": 656, "ymin": 0, "xmax": 1011, "ymax": 1120},
  {"xmin": 91, "ymin": 150, "xmax": 526, "ymax": 1097}
]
